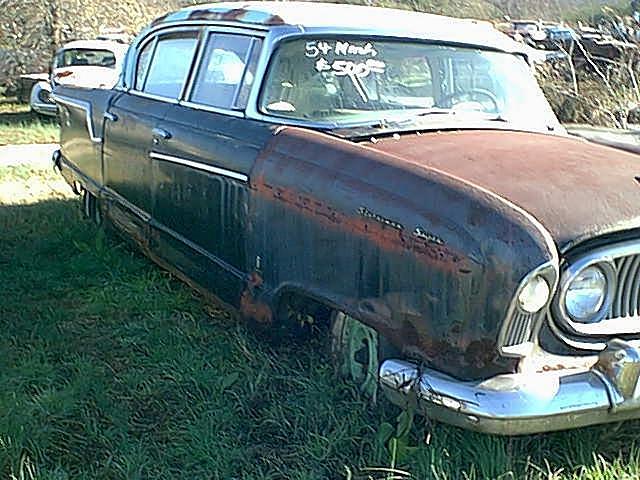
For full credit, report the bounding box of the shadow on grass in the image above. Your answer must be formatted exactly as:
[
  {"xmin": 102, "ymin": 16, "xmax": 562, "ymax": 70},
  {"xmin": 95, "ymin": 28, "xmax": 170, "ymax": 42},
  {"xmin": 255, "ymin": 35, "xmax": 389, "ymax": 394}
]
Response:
[
  {"xmin": 0, "ymin": 109, "xmax": 56, "ymax": 126},
  {"xmin": 2, "ymin": 196, "xmax": 640, "ymax": 479}
]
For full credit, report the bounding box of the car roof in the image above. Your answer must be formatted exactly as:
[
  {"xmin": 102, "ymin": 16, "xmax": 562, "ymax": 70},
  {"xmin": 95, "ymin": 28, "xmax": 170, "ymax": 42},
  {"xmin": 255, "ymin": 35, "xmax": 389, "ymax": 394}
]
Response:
[
  {"xmin": 59, "ymin": 40, "xmax": 129, "ymax": 55},
  {"xmin": 151, "ymin": 1, "xmax": 527, "ymax": 56}
]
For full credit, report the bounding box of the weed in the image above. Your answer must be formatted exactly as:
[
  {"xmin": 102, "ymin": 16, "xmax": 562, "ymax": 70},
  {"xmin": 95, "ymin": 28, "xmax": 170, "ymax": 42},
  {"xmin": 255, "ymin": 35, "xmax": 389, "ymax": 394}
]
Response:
[{"xmin": 2, "ymin": 163, "xmax": 640, "ymax": 479}]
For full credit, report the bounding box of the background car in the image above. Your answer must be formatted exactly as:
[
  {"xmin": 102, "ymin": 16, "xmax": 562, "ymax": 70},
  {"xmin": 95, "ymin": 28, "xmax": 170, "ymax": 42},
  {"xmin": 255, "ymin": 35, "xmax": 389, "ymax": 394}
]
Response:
[{"xmin": 30, "ymin": 38, "xmax": 129, "ymax": 116}]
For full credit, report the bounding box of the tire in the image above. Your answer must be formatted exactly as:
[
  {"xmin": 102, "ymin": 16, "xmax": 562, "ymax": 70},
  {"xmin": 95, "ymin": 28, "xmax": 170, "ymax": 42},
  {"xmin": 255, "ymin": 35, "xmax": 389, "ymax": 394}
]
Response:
[{"xmin": 330, "ymin": 311, "xmax": 382, "ymax": 399}]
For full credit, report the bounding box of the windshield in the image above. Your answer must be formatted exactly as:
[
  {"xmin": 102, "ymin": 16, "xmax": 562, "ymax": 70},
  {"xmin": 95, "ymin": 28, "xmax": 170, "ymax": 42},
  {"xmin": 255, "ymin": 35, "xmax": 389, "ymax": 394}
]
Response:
[
  {"xmin": 54, "ymin": 49, "xmax": 117, "ymax": 69},
  {"xmin": 261, "ymin": 37, "xmax": 559, "ymax": 129}
]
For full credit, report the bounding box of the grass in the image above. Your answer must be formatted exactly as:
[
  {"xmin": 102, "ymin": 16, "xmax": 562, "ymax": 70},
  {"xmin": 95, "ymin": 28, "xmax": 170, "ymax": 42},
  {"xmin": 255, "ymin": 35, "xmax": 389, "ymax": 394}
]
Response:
[
  {"xmin": 2, "ymin": 164, "xmax": 640, "ymax": 479},
  {"xmin": 0, "ymin": 101, "xmax": 59, "ymax": 146}
]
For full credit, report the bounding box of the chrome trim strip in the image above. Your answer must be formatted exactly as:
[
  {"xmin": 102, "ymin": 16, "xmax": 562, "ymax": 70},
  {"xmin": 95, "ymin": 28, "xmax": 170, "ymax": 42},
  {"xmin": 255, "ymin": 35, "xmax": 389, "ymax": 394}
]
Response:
[
  {"xmin": 179, "ymin": 101, "xmax": 245, "ymax": 118},
  {"xmin": 149, "ymin": 151, "xmax": 249, "ymax": 182},
  {"xmin": 182, "ymin": 28, "xmax": 208, "ymax": 102},
  {"xmin": 129, "ymin": 90, "xmax": 180, "ymax": 104},
  {"xmin": 150, "ymin": 219, "xmax": 245, "ymax": 281},
  {"xmin": 138, "ymin": 36, "xmax": 158, "ymax": 91},
  {"xmin": 58, "ymin": 154, "xmax": 102, "ymax": 193},
  {"xmin": 103, "ymin": 186, "xmax": 151, "ymax": 222},
  {"xmin": 52, "ymin": 94, "xmax": 103, "ymax": 144},
  {"xmin": 232, "ymin": 37, "xmax": 258, "ymax": 108}
]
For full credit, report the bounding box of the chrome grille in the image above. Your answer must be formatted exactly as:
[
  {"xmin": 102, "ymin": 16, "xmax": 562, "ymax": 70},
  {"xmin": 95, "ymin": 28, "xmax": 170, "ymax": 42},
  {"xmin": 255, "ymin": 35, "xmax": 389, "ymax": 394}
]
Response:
[
  {"xmin": 610, "ymin": 255, "xmax": 640, "ymax": 319},
  {"xmin": 503, "ymin": 311, "xmax": 541, "ymax": 347}
]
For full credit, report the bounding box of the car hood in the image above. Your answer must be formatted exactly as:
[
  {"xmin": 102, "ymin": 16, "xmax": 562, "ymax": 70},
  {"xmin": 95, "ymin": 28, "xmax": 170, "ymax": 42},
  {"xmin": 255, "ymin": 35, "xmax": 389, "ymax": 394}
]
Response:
[{"xmin": 367, "ymin": 129, "xmax": 640, "ymax": 253}]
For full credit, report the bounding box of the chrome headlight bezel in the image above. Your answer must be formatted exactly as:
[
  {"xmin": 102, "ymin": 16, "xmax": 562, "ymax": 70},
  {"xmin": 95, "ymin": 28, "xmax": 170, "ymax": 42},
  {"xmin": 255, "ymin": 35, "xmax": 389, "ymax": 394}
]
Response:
[{"xmin": 554, "ymin": 260, "xmax": 616, "ymax": 329}]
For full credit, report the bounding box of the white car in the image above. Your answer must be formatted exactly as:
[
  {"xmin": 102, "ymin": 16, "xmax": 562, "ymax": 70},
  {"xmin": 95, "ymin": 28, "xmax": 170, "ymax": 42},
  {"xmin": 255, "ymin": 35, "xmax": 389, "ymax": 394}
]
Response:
[{"xmin": 30, "ymin": 39, "xmax": 129, "ymax": 116}]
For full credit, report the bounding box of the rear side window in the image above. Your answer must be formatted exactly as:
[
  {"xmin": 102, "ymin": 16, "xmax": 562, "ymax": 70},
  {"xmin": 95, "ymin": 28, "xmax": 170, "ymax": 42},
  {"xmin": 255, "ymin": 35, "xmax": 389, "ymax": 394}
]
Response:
[
  {"xmin": 141, "ymin": 32, "xmax": 198, "ymax": 99},
  {"xmin": 55, "ymin": 49, "xmax": 116, "ymax": 68},
  {"xmin": 189, "ymin": 33, "xmax": 262, "ymax": 110}
]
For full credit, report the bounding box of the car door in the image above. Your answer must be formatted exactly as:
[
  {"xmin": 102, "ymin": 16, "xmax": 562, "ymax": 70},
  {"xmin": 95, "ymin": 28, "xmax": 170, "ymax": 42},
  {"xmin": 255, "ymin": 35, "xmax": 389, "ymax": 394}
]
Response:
[
  {"xmin": 149, "ymin": 30, "xmax": 272, "ymax": 304},
  {"xmin": 102, "ymin": 30, "xmax": 199, "ymax": 243}
]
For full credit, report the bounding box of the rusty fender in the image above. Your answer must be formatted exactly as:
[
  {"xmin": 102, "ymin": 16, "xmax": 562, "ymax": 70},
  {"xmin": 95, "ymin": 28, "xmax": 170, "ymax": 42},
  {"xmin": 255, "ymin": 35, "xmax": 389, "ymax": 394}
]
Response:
[{"xmin": 247, "ymin": 127, "xmax": 556, "ymax": 380}]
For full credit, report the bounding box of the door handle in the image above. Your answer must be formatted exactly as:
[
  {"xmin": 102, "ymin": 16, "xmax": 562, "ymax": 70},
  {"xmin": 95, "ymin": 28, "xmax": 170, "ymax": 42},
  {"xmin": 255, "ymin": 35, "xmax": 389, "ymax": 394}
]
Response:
[
  {"xmin": 104, "ymin": 111, "xmax": 118, "ymax": 122},
  {"xmin": 152, "ymin": 127, "xmax": 172, "ymax": 142}
]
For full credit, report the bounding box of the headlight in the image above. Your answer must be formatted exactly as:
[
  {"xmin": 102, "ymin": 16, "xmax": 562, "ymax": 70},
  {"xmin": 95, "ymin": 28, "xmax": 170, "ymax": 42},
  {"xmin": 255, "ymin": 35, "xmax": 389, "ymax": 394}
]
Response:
[
  {"xmin": 38, "ymin": 89, "xmax": 51, "ymax": 104},
  {"xmin": 565, "ymin": 265, "xmax": 607, "ymax": 323},
  {"xmin": 518, "ymin": 275, "xmax": 550, "ymax": 313}
]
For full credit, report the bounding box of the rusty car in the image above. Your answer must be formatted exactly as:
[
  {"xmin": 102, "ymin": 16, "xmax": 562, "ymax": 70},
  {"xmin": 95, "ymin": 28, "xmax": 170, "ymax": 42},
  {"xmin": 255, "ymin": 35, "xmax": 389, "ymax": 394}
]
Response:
[{"xmin": 52, "ymin": 1, "xmax": 640, "ymax": 435}]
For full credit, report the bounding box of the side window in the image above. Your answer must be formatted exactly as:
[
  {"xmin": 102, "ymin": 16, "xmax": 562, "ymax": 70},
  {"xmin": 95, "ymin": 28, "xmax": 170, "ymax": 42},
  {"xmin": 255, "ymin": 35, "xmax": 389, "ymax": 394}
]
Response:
[
  {"xmin": 190, "ymin": 33, "xmax": 262, "ymax": 110},
  {"xmin": 141, "ymin": 32, "xmax": 199, "ymax": 99},
  {"xmin": 135, "ymin": 40, "xmax": 154, "ymax": 90}
]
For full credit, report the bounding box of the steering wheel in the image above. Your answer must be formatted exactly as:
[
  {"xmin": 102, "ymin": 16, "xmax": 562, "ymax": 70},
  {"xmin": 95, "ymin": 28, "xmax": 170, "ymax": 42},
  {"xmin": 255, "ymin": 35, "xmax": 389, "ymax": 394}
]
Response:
[{"xmin": 441, "ymin": 88, "xmax": 499, "ymax": 112}]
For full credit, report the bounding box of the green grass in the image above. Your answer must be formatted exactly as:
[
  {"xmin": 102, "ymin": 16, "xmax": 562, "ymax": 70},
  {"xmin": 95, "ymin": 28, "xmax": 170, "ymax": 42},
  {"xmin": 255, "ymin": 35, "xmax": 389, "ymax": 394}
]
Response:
[
  {"xmin": 0, "ymin": 102, "xmax": 59, "ymax": 146},
  {"xmin": 2, "ymin": 164, "xmax": 640, "ymax": 479}
]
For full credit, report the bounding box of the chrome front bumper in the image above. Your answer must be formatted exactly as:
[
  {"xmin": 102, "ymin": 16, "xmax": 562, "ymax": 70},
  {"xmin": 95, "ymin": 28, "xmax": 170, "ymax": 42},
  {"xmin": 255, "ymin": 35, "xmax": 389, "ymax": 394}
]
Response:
[{"xmin": 379, "ymin": 339, "xmax": 640, "ymax": 435}]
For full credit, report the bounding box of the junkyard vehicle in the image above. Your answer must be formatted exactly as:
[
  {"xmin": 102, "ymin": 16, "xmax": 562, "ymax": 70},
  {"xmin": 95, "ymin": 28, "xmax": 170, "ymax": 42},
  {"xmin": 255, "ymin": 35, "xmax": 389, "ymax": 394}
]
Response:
[
  {"xmin": 53, "ymin": 2, "xmax": 640, "ymax": 435},
  {"xmin": 30, "ymin": 39, "xmax": 128, "ymax": 116}
]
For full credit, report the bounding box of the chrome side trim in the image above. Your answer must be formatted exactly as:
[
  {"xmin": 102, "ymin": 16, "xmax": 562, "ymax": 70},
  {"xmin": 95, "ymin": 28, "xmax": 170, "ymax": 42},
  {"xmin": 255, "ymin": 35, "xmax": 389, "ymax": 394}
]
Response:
[
  {"xmin": 179, "ymin": 100, "xmax": 245, "ymax": 118},
  {"xmin": 150, "ymin": 219, "xmax": 245, "ymax": 281},
  {"xmin": 129, "ymin": 90, "xmax": 180, "ymax": 104},
  {"xmin": 52, "ymin": 94, "xmax": 103, "ymax": 144},
  {"xmin": 57, "ymin": 149, "xmax": 102, "ymax": 194},
  {"xmin": 149, "ymin": 151, "xmax": 249, "ymax": 182},
  {"xmin": 103, "ymin": 186, "xmax": 151, "ymax": 222}
]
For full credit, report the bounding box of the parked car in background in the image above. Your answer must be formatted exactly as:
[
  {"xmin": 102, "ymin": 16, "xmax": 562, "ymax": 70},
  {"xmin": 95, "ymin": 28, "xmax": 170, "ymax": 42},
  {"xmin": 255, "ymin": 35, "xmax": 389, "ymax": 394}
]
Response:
[
  {"xmin": 30, "ymin": 38, "xmax": 129, "ymax": 116},
  {"xmin": 53, "ymin": 1, "xmax": 640, "ymax": 435},
  {"xmin": 541, "ymin": 24, "xmax": 577, "ymax": 50},
  {"xmin": 512, "ymin": 20, "xmax": 547, "ymax": 43}
]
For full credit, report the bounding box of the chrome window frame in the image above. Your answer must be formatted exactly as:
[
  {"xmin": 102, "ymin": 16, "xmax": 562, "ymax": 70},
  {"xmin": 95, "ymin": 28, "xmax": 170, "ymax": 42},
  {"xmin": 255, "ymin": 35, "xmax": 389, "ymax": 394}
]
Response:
[
  {"xmin": 121, "ymin": 22, "xmax": 269, "ymax": 117},
  {"xmin": 134, "ymin": 36, "xmax": 158, "ymax": 91},
  {"xmin": 133, "ymin": 28, "xmax": 201, "ymax": 103},
  {"xmin": 184, "ymin": 29, "xmax": 261, "ymax": 112}
]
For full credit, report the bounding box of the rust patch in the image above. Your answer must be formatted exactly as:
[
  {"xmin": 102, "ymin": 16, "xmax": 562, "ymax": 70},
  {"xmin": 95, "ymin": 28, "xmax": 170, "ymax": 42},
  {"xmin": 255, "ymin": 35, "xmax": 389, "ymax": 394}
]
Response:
[
  {"xmin": 54, "ymin": 70, "xmax": 73, "ymax": 79},
  {"xmin": 239, "ymin": 271, "xmax": 273, "ymax": 325},
  {"xmin": 182, "ymin": 7, "xmax": 284, "ymax": 25},
  {"xmin": 253, "ymin": 180, "xmax": 466, "ymax": 273}
]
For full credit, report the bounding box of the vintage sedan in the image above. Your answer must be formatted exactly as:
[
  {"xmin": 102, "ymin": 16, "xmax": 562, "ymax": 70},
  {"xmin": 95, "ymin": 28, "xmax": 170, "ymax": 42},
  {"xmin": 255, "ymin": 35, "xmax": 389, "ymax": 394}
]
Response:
[
  {"xmin": 30, "ymin": 38, "xmax": 128, "ymax": 116},
  {"xmin": 52, "ymin": 2, "xmax": 640, "ymax": 435}
]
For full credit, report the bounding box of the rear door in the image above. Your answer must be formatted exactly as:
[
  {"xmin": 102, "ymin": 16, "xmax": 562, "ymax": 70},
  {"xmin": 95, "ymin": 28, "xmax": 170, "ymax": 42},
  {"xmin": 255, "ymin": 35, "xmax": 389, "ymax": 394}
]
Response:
[
  {"xmin": 103, "ymin": 30, "xmax": 199, "ymax": 242},
  {"xmin": 149, "ymin": 30, "xmax": 271, "ymax": 304}
]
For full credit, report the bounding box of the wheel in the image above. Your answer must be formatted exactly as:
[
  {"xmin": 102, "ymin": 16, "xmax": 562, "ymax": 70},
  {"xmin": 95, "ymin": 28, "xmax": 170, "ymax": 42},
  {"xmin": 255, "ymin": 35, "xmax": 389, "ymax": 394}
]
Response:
[
  {"xmin": 81, "ymin": 189, "xmax": 102, "ymax": 226},
  {"xmin": 331, "ymin": 311, "xmax": 381, "ymax": 399}
]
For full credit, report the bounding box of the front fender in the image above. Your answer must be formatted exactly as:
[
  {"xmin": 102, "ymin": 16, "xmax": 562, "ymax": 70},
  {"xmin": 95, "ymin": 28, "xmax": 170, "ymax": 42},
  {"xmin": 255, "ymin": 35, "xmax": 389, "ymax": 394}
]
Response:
[{"xmin": 249, "ymin": 127, "xmax": 557, "ymax": 380}]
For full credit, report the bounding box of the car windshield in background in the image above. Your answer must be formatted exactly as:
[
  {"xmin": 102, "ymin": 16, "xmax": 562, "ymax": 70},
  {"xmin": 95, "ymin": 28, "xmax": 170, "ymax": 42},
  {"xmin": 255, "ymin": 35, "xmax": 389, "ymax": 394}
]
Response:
[
  {"xmin": 261, "ymin": 38, "xmax": 558, "ymax": 128},
  {"xmin": 55, "ymin": 49, "xmax": 117, "ymax": 69}
]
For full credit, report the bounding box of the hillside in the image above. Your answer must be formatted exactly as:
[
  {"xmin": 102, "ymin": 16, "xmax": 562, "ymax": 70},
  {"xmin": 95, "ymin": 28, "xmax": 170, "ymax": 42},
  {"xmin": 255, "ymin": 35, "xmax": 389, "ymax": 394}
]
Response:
[{"xmin": 0, "ymin": 0, "xmax": 633, "ymax": 96}]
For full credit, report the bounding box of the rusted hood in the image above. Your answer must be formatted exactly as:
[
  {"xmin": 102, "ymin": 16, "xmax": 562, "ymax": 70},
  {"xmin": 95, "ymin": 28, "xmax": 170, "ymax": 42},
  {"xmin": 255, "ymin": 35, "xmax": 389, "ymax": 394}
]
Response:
[{"xmin": 368, "ymin": 129, "xmax": 640, "ymax": 252}]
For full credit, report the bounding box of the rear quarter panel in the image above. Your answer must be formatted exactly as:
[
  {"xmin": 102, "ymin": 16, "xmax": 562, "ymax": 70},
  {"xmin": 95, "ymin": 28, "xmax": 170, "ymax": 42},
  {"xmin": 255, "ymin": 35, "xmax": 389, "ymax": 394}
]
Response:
[{"xmin": 55, "ymin": 85, "xmax": 117, "ymax": 189}]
